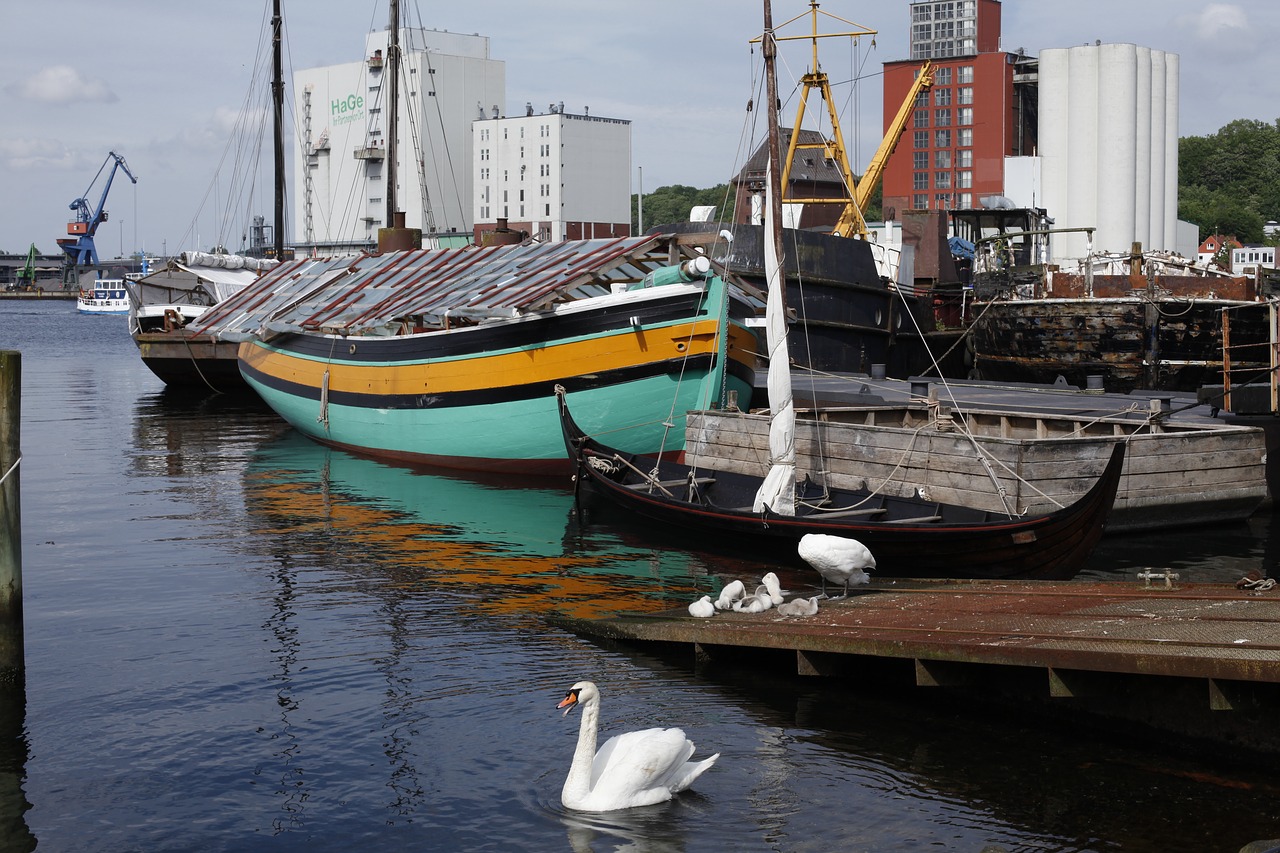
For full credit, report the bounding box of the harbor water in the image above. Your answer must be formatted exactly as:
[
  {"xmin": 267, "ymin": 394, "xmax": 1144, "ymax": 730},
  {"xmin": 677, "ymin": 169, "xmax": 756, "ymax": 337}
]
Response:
[{"xmin": 1, "ymin": 300, "xmax": 1278, "ymax": 852}]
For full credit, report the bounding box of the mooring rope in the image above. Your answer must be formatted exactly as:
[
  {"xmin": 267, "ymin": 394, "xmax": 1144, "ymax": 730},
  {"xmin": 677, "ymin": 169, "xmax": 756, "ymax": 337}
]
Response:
[{"xmin": 0, "ymin": 456, "xmax": 19, "ymax": 487}]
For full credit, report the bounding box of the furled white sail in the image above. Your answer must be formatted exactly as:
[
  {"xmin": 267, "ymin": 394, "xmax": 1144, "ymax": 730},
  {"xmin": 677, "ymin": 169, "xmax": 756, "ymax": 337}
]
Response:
[{"xmin": 752, "ymin": 166, "xmax": 796, "ymax": 515}]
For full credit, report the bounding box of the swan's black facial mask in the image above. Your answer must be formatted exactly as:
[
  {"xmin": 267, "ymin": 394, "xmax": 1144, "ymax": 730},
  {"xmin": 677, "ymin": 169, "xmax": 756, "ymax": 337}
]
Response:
[{"xmin": 558, "ymin": 689, "xmax": 581, "ymax": 716}]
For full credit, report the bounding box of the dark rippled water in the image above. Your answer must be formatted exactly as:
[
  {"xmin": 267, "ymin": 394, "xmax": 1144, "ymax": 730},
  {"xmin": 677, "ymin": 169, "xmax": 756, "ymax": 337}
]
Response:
[{"xmin": 1, "ymin": 299, "xmax": 1278, "ymax": 852}]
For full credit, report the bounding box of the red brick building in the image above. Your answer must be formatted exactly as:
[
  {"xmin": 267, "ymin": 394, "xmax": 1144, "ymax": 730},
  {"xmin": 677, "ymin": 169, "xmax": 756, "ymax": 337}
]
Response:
[{"xmin": 880, "ymin": 0, "xmax": 1037, "ymax": 218}]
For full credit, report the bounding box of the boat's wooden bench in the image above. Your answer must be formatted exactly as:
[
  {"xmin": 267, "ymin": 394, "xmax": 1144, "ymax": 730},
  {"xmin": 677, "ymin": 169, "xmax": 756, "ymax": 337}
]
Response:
[
  {"xmin": 624, "ymin": 477, "xmax": 716, "ymax": 491},
  {"xmin": 805, "ymin": 506, "xmax": 887, "ymax": 519}
]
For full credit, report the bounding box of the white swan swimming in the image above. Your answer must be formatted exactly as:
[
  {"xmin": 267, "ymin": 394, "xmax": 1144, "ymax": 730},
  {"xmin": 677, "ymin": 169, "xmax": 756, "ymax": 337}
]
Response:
[
  {"xmin": 557, "ymin": 681, "xmax": 719, "ymax": 812},
  {"xmin": 798, "ymin": 533, "xmax": 875, "ymax": 598},
  {"xmin": 776, "ymin": 595, "xmax": 820, "ymax": 617},
  {"xmin": 714, "ymin": 579, "xmax": 745, "ymax": 611},
  {"xmin": 687, "ymin": 595, "xmax": 715, "ymax": 618}
]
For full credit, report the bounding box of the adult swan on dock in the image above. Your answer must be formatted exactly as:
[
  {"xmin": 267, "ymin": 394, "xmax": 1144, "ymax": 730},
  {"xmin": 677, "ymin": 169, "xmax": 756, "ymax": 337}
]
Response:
[{"xmin": 557, "ymin": 681, "xmax": 719, "ymax": 812}]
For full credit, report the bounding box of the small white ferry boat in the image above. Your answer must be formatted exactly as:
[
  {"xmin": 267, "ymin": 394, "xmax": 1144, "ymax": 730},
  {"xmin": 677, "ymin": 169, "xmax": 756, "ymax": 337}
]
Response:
[{"xmin": 77, "ymin": 276, "xmax": 132, "ymax": 314}]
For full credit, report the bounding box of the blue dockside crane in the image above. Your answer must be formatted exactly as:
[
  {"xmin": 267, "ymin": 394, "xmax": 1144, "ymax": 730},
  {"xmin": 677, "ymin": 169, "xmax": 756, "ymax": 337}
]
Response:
[{"xmin": 56, "ymin": 151, "xmax": 137, "ymax": 267}]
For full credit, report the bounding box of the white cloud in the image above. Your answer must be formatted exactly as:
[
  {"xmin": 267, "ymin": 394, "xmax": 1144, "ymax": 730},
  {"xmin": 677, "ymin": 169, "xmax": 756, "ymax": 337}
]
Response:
[
  {"xmin": 0, "ymin": 138, "xmax": 80, "ymax": 171},
  {"xmin": 1191, "ymin": 4, "xmax": 1249, "ymax": 39},
  {"xmin": 5, "ymin": 65, "xmax": 117, "ymax": 104}
]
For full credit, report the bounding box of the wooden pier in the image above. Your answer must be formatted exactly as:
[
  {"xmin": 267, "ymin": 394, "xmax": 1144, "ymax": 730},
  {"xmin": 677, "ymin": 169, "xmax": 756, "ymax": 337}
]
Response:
[{"xmin": 551, "ymin": 577, "xmax": 1280, "ymax": 756}]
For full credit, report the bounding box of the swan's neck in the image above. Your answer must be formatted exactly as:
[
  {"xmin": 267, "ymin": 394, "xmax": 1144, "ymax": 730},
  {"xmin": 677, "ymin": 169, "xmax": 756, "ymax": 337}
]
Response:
[{"xmin": 563, "ymin": 698, "xmax": 599, "ymax": 804}]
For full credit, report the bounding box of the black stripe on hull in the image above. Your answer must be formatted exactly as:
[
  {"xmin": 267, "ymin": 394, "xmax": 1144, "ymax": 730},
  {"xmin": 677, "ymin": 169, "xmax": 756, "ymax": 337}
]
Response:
[{"xmin": 276, "ymin": 290, "xmax": 718, "ymax": 362}]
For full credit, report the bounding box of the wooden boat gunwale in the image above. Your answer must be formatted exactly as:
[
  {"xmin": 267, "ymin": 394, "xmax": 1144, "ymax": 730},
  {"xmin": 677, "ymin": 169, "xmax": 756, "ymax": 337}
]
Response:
[{"xmin": 559, "ymin": 389, "xmax": 1127, "ymax": 580}]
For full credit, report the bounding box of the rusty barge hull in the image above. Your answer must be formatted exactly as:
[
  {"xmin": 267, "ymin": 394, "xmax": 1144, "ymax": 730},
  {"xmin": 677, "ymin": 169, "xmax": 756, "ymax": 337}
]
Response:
[
  {"xmin": 133, "ymin": 331, "xmax": 249, "ymax": 394},
  {"xmin": 969, "ymin": 276, "xmax": 1271, "ymax": 394}
]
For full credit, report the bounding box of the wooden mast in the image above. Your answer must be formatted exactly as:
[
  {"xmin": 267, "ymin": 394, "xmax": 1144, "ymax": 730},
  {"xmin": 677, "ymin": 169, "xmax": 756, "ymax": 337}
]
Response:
[
  {"xmin": 763, "ymin": 0, "xmax": 785, "ymax": 278},
  {"xmin": 271, "ymin": 0, "xmax": 285, "ymax": 258},
  {"xmin": 751, "ymin": 0, "xmax": 798, "ymax": 516},
  {"xmin": 386, "ymin": 0, "xmax": 399, "ymax": 225},
  {"xmin": 377, "ymin": 0, "xmax": 420, "ymax": 251}
]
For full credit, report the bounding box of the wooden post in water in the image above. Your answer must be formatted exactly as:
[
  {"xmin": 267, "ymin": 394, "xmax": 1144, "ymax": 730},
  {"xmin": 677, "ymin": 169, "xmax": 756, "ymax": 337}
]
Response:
[{"xmin": 0, "ymin": 352, "xmax": 22, "ymax": 685}]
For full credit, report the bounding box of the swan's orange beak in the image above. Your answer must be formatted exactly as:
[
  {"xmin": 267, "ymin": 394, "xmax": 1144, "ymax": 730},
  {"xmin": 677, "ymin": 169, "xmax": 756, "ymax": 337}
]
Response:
[{"xmin": 558, "ymin": 689, "xmax": 580, "ymax": 716}]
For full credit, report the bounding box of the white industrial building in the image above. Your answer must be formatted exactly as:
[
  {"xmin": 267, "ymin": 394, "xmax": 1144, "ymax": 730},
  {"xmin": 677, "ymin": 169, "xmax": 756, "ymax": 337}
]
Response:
[
  {"xmin": 473, "ymin": 106, "xmax": 632, "ymax": 243},
  {"xmin": 293, "ymin": 27, "xmax": 504, "ymax": 248},
  {"xmin": 1035, "ymin": 43, "xmax": 1189, "ymax": 262}
]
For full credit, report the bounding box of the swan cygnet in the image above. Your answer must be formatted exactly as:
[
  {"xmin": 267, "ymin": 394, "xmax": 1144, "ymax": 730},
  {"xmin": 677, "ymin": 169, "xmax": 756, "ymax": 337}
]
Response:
[
  {"xmin": 732, "ymin": 586, "xmax": 774, "ymax": 613},
  {"xmin": 714, "ymin": 579, "xmax": 746, "ymax": 611},
  {"xmin": 557, "ymin": 681, "xmax": 719, "ymax": 812},
  {"xmin": 761, "ymin": 571, "xmax": 785, "ymax": 605},
  {"xmin": 776, "ymin": 595, "xmax": 820, "ymax": 617},
  {"xmin": 687, "ymin": 595, "xmax": 716, "ymax": 618},
  {"xmin": 797, "ymin": 533, "xmax": 875, "ymax": 599}
]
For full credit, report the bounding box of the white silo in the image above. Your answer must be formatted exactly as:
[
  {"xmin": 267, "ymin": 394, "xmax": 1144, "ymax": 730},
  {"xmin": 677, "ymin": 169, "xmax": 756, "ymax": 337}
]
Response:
[
  {"xmin": 1063, "ymin": 45, "xmax": 1099, "ymax": 261},
  {"xmin": 1162, "ymin": 53, "xmax": 1180, "ymax": 250},
  {"xmin": 1037, "ymin": 48, "xmax": 1071, "ymax": 231},
  {"xmin": 1038, "ymin": 43, "xmax": 1179, "ymax": 263},
  {"xmin": 1133, "ymin": 46, "xmax": 1152, "ymax": 243}
]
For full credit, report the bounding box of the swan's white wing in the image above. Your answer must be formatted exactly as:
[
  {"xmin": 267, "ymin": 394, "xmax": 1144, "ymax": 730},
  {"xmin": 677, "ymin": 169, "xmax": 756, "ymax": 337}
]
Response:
[{"xmin": 585, "ymin": 727, "xmax": 700, "ymax": 809}]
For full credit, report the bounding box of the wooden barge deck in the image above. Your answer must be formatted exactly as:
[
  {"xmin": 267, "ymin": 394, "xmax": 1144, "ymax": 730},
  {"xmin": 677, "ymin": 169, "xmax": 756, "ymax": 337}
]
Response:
[{"xmin": 551, "ymin": 577, "xmax": 1280, "ymax": 755}]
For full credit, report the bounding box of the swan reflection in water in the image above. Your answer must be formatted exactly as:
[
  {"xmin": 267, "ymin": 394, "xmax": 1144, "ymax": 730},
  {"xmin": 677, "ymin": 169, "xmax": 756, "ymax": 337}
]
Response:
[{"xmin": 560, "ymin": 808, "xmax": 694, "ymax": 853}]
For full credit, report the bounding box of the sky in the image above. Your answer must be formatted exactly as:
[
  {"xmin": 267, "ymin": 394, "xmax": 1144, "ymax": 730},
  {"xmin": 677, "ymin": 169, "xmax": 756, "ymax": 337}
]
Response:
[{"xmin": 1, "ymin": 0, "xmax": 1277, "ymax": 260}]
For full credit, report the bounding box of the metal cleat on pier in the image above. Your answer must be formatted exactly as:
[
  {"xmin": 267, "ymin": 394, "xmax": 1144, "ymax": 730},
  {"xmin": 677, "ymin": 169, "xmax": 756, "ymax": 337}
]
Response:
[{"xmin": 1137, "ymin": 568, "xmax": 1179, "ymax": 589}]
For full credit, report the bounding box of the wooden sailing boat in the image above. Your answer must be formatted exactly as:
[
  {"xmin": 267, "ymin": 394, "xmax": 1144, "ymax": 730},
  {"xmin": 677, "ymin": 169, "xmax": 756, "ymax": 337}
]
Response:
[
  {"xmin": 557, "ymin": 1, "xmax": 1126, "ymax": 580},
  {"xmin": 212, "ymin": 1, "xmax": 760, "ymax": 473}
]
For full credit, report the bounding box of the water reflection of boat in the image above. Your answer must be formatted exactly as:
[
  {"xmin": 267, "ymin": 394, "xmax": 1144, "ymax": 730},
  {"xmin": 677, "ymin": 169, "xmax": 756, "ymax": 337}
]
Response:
[{"xmin": 242, "ymin": 431, "xmax": 730, "ymax": 620}]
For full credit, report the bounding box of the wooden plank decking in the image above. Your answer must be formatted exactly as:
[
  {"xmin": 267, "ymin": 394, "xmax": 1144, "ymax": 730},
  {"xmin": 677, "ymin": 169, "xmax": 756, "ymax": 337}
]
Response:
[{"xmin": 550, "ymin": 578, "xmax": 1280, "ymax": 754}]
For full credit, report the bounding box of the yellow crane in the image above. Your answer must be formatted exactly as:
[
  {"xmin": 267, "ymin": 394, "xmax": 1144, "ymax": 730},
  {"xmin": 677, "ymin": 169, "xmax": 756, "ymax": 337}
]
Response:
[{"xmin": 761, "ymin": 2, "xmax": 933, "ymax": 238}]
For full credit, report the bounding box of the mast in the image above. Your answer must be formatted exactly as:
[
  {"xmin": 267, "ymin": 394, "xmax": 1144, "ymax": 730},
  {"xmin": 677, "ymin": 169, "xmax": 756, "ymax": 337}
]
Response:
[
  {"xmin": 752, "ymin": 0, "xmax": 798, "ymax": 517},
  {"xmin": 271, "ymin": 0, "xmax": 285, "ymax": 258},
  {"xmin": 386, "ymin": 0, "xmax": 399, "ymax": 226},
  {"xmin": 763, "ymin": 0, "xmax": 785, "ymax": 302}
]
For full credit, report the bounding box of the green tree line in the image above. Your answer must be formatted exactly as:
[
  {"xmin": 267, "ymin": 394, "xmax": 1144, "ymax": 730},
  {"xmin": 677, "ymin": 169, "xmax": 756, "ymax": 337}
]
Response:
[{"xmin": 1179, "ymin": 119, "xmax": 1280, "ymax": 244}]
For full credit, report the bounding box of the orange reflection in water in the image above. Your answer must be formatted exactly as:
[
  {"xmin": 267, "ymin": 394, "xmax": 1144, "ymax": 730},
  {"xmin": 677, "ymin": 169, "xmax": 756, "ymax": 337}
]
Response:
[{"xmin": 242, "ymin": 454, "xmax": 708, "ymax": 623}]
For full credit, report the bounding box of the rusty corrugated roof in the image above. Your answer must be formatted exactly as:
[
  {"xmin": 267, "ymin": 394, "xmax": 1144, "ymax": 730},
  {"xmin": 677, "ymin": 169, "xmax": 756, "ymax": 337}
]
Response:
[{"xmin": 191, "ymin": 234, "xmax": 688, "ymax": 338}]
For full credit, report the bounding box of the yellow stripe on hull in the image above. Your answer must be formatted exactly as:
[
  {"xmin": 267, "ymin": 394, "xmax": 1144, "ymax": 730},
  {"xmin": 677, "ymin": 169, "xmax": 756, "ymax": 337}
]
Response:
[{"xmin": 241, "ymin": 319, "xmax": 755, "ymax": 394}]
